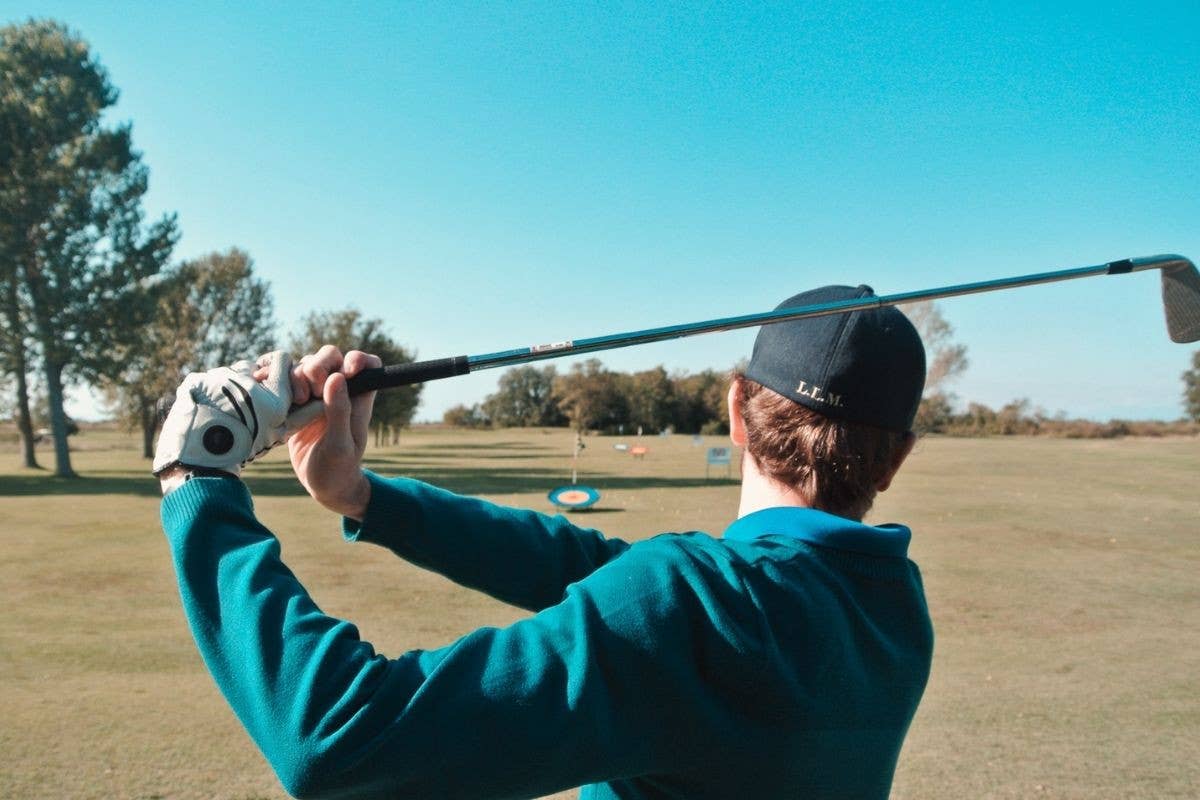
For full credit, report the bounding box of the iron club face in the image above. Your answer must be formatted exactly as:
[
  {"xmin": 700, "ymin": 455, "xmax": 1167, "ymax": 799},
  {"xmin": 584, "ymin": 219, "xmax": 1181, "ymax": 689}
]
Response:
[{"xmin": 1161, "ymin": 260, "xmax": 1200, "ymax": 344}]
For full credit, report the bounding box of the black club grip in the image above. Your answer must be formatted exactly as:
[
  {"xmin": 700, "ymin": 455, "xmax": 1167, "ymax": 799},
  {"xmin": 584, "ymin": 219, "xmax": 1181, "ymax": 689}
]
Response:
[
  {"xmin": 345, "ymin": 356, "xmax": 471, "ymax": 395},
  {"xmin": 155, "ymin": 356, "xmax": 472, "ymax": 424}
]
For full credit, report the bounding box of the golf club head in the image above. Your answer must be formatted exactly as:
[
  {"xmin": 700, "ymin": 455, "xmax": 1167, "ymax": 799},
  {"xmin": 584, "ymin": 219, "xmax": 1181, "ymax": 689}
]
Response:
[{"xmin": 1160, "ymin": 258, "xmax": 1200, "ymax": 343}]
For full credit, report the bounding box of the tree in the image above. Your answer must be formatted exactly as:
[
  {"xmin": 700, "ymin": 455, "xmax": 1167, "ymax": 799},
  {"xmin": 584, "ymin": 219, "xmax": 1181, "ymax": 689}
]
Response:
[
  {"xmin": 481, "ymin": 365, "xmax": 563, "ymax": 427},
  {"xmin": 0, "ymin": 273, "xmax": 38, "ymax": 467},
  {"xmin": 672, "ymin": 369, "xmax": 729, "ymax": 434},
  {"xmin": 30, "ymin": 386, "xmax": 79, "ymax": 437},
  {"xmin": 102, "ymin": 249, "xmax": 276, "ymax": 457},
  {"xmin": 1, "ymin": 20, "xmax": 177, "ymax": 476},
  {"xmin": 996, "ymin": 398, "xmax": 1039, "ymax": 435},
  {"xmin": 290, "ymin": 309, "xmax": 422, "ymax": 445},
  {"xmin": 1184, "ymin": 350, "xmax": 1200, "ymax": 422},
  {"xmin": 911, "ymin": 391, "xmax": 953, "ymax": 434},
  {"xmin": 443, "ymin": 403, "xmax": 488, "ymax": 428},
  {"xmin": 0, "ymin": 20, "xmax": 83, "ymax": 472},
  {"xmin": 176, "ymin": 249, "xmax": 277, "ymax": 367},
  {"xmin": 902, "ymin": 301, "xmax": 969, "ymax": 433},
  {"xmin": 902, "ymin": 301, "xmax": 969, "ymax": 395},
  {"xmin": 626, "ymin": 366, "xmax": 677, "ymax": 433},
  {"xmin": 552, "ymin": 359, "xmax": 628, "ymax": 433}
]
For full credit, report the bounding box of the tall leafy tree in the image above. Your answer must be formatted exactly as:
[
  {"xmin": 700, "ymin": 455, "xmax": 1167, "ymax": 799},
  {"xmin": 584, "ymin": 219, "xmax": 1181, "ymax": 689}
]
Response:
[
  {"xmin": 0, "ymin": 261, "xmax": 38, "ymax": 467},
  {"xmin": 178, "ymin": 249, "xmax": 277, "ymax": 367},
  {"xmin": 1183, "ymin": 350, "xmax": 1200, "ymax": 423},
  {"xmin": 902, "ymin": 301, "xmax": 969, "ymax": 394},
  {"xmin": 672, "ymin": 368, "xmax": 729, "ymax": 434},
  {"xmin": 902, "ymin": 301, "xmax": 969, "ymax": 432},
  {"xmin": 552, "ymin": 359, "xmax": 629, "ymax": 433},
  {"xmin": 290, "ymin": 309, "xmax": 422, "ymax": 445},
  {"xmin": 626, "ymin": 366, "xmax": 677, "ymax": 433},
  {"xmin": 1, "ymin": 20, "xmax": 176, "ymax": 476},
  {"xmin": 481, "ymin": 365, "xmax": 563, "ymax": 428},
  {"xmin": 102, "ymin": 249, "xmax": 276, "ymax": 457}
]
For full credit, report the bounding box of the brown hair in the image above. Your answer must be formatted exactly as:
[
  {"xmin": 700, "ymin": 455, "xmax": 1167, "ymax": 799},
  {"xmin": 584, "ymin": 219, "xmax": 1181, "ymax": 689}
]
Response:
[{"xmin": 735, "ymin": 375, "xmax": 911, "ymax": 520}]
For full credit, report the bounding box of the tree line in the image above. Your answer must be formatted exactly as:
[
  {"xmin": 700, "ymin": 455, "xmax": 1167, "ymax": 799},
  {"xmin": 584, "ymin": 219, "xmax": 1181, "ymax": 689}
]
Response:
[
  {"xmin": 915, "ymin": 349, "xmax": 1200, "ymax": 435},
  {"xmin": 0, "ymin": 20, "xmax": 422, "ymax": 474},
  {"xmin": 914, "ymin": 395, "xmax": 1198, "ymax": 438},
  {"xmin": 443, "ymin": 360, "xmax": 733, "ymax": 435},
  {"xmin": 448, "ymin": 356, "xmax": 1199, "ymax": 437}
]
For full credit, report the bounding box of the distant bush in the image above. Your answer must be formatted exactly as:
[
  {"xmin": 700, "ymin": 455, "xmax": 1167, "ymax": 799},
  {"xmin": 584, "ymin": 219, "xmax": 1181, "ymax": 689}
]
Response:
[
  {"xmin": 1041, "ymin": 418, "xmax": 1197, "ymax": 438},
  {"xmin": 442, "ymin": 404, "xmax": 489, "ymax": 429},
  {"xmin": 917, "ymin": 398, "xmax": 1199, "ymax": 439}
]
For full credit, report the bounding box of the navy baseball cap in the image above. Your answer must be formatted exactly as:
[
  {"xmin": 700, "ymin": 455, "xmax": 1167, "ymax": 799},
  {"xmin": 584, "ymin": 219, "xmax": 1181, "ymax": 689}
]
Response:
[{"xmin": 743, "ymin": 285, "xmax": 926, "ymax": 432}]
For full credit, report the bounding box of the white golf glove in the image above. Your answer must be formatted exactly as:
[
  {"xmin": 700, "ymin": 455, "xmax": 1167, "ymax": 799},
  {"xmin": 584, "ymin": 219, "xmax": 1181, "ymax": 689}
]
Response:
[{"xmin": 153, "ymin": 351, "xmax": 293, "ymax": 477}]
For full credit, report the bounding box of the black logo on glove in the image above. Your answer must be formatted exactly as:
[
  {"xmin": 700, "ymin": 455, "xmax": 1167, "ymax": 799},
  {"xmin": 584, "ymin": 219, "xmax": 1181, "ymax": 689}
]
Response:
[{"xmin": 202, "ymin": 425, "xmax": 235, "ymax": 455}]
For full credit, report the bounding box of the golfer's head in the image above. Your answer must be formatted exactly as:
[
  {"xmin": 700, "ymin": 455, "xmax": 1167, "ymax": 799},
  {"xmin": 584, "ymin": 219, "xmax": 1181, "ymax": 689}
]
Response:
[{"xmin": 734, "ymin": 285, "xmax": 926, "ymax": 519}]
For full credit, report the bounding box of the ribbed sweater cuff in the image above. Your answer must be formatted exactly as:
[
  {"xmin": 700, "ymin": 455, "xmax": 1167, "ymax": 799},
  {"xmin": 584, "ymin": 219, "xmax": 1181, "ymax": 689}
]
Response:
[{"xmin": 161, "ymin": 476, "xmax": 253, "ymax": 540}]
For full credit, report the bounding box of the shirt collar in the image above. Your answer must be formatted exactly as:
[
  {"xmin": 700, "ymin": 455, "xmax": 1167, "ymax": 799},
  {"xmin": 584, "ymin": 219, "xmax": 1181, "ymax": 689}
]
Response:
[{"xmin": 723, "ymin": 506, "xmax": 912, "ymax": 559}]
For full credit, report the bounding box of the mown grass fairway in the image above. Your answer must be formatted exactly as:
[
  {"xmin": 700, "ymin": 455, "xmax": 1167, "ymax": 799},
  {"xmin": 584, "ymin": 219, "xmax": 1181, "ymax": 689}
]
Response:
[{"xmin": 1, "ymin": 428, "xmax": 1197, "ymax": 799}]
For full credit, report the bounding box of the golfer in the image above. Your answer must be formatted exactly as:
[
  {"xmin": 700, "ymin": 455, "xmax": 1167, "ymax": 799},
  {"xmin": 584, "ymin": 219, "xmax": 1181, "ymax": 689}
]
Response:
[{"xmin": 155, "ymin": 285, "xmax": 932, "ymax": 799}]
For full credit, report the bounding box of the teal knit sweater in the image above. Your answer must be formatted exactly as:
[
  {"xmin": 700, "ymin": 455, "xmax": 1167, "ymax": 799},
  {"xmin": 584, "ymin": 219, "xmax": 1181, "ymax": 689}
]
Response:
[{"xmin": 161, "ymin": 471, "xmax": 932, "ymax": 799}]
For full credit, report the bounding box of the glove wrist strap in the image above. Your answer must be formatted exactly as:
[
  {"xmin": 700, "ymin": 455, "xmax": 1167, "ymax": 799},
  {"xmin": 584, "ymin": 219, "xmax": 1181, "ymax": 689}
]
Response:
[{"xmin": 152, "ymin": 460, "xmax": 241, "ymax": 481}]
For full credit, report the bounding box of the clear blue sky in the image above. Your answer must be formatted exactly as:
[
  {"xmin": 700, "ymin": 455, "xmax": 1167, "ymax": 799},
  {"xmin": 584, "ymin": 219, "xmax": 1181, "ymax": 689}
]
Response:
[{"xmin": 14, "ymin": 1, "xmax": 1200, "ymax": 421}]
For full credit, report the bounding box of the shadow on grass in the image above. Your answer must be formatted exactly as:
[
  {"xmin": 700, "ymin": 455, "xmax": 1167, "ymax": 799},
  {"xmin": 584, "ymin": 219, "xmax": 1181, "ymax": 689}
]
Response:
[
  {"xmin": 0, "ymin": 472, "xmax": 309, "ymax": 498},
  {"xmin": 397, "ymin": 441, "xmax": 553, "ymax": 452},
  {"xmin": 0, "ymin": 463, "xmax": 738, "ymax": 498},
  {"xmin": 400, "ymin": 468, "xmax": 739, "ymax": 495},
  {"xmin": 364, "ymin": 452, "xmax": 557, "ymax": 462}
]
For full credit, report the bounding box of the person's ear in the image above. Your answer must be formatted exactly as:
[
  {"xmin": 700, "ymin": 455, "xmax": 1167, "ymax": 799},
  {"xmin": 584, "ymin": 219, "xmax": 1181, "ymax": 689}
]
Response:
[
  {"xmin": 876, "ymin": 432, "xmax": 917, "ymax": 492},
  {"xmin": 728, "ymin": 379, "xmax": 747, "ymax": 447}
]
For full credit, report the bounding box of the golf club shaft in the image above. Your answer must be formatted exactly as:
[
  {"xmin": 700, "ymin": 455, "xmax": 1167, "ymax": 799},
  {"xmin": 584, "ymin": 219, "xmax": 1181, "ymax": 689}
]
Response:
[
  {"xmin": 155, "ymin": 252, "xmax": 1195, "ymax": 430},
  {"xmin": 345, "ymin": 253, "xmax": 1193, "ymax": 395}
]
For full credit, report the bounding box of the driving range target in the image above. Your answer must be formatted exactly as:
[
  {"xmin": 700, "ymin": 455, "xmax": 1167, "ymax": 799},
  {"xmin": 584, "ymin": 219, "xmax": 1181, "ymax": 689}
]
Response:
[{"xmin": 548, "ymin": 485, "xmax": 601, "ymax": 510}]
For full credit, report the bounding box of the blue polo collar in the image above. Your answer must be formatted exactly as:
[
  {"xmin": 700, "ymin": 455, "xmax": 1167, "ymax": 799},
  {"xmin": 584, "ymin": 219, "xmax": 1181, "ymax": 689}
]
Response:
[{"xmin": 723, "ymin": 506, "xmax": 912, "ymax": 559}]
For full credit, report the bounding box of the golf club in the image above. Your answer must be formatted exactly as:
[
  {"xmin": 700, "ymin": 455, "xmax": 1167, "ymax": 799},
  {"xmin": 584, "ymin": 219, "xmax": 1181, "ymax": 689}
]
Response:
[{"xmin": 158, "ymin": 253, "xmax": 1200, "ymax": 430}]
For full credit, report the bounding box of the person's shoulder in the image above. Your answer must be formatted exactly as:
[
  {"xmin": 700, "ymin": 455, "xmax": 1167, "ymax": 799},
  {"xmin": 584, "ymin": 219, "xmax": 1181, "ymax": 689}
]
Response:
[
  {"xmin": 635, "ymin": 529, "xmax": 788, "ymax": 566},
  {"xmin": 571, "ymin": 531, "xmax": 723, "ymax": 593},
  {"xmin": 607, "ymin": 531, "xmax": 760, "ymax": 595},
  {"xmin": 631, "ymin": 530, "xmax": 728, "ymax": 562}
]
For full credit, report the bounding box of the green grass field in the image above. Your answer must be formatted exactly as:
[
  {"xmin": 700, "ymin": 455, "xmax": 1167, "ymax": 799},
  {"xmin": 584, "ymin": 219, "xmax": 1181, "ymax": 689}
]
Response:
[{"xmin": 1, "ymin": 427, "xmax": 1197, "ymax": 799}]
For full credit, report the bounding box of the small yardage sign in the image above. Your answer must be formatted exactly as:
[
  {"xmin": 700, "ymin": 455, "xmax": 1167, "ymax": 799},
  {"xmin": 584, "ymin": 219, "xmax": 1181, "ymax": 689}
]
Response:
[{"xmin": 706, "ymin": 447, "xmax": 733, "ymax": 479}]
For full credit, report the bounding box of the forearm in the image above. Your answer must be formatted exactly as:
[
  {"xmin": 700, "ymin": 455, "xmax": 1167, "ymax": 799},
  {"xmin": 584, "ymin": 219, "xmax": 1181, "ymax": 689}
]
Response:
[
  {"xmin": 344, "ymin": 472, "xmax": 630, "ymax": 611},
  {"xmin": 161, "ymin": 478, "xmax": 425, "ymax": 798}
]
